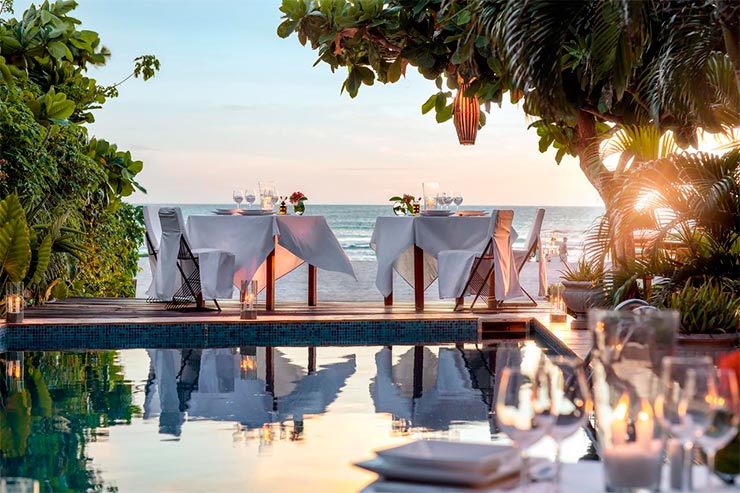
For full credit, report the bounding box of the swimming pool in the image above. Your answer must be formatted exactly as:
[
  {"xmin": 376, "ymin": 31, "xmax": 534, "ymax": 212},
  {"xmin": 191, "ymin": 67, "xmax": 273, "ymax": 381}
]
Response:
[{"xmin": 0, "ymin": 343, "xmax": 591, "ymax": 492}]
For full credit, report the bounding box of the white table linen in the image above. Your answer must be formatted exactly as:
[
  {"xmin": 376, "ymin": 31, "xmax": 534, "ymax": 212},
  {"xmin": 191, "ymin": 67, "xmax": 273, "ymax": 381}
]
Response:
[
  {"xmin": 187, "ymin": 215, "xmax": 355, "ymax": 292},
  {"xmin": 370, "ymin": 215, "xmax": 516, "ymax": 300},
  {"xmin": 437, "ymin": 210, "xmax": 522, "ymax": 300},
  {"xmin": 361, "ymin": 461, "xmax": 736, "ymax": 493}
]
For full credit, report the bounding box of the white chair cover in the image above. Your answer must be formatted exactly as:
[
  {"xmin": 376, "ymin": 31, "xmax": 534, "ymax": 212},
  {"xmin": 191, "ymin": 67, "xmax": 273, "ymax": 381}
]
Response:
[
  {"xmin": 513, "ymin": 208, "xmax": 547, "ymax": 296},
  {"xmin": 143, "ymin": 205, "xmax": 161, "ymax": 298},
  {"xmin": 437, "ymin": 210, "xmax": 523, "ymax": 300},
  {"xmin": 154, "ymin": 207, "xmax": 235, "ymax": 301}
]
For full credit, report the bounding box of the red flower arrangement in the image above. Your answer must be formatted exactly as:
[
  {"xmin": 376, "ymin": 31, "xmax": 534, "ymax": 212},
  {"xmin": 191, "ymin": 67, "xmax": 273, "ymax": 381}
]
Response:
[{"xmin": 289, "ymin": 191, "xmax": 307, "ymax": 204}]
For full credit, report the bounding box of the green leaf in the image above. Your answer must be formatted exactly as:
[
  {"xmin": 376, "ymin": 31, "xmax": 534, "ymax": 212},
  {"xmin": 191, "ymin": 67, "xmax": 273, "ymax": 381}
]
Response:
[
  {"xmin": 27, "ymin": 235, "xmax": 52, "ymax": 286},
  {"xmin": 387, "ymin": 57, "xmax": 403, "ymax": 83},
  {"xmin": 421, "ymin": 93, "xmax": 437, "ymax": 114},
  {"xmin": 435, "ymin": 104, "xmax": 453, "ymax": 123},
  {"xmin": 277, "ymin": 19, "xmax": 300, "ymax": 38},
  {"xmin": 0, "ymin": 218, "xmax": 31, "ymax": 282}
]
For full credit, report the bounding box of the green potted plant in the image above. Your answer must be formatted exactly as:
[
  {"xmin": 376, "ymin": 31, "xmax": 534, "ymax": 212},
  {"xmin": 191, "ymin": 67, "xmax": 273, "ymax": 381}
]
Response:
[
  {"xmin": 659, "ymin": 280, "xmax": 740, "ymax": 357},
  {"xmin": 560, "ymin": 257, "xmax": 607, "ymax": 329},
  {"xmin": 289, "ymin": 191, "xmax": 308, "ymax": 215}
]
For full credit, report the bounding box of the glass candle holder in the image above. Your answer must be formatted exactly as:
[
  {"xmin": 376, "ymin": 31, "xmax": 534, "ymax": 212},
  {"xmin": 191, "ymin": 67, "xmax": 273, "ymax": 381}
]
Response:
[
  {"xmin": 549, "ymin": 283, "xmax": 567, "ymax": 322},
  {"xmin": 589, "ymin": 309, "xmax": 679, "ymax": 493},
  {"xmin": 240, "ymin": 280, "xmax": 258, "ymax": 320},
  {"xmin": 5, "ymin": 281, "xmax": 24, "ymax": 323}
]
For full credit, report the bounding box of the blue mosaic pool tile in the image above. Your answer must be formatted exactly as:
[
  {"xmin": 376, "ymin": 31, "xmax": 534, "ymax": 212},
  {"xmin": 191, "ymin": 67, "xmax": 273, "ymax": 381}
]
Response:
[{"xmin": 0, "ymin": 319, "xmax": 479, "ymax": 351}]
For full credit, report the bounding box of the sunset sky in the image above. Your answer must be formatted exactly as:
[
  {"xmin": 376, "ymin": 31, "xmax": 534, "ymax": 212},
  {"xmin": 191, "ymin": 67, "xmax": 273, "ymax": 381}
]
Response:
[{"xmin": 67, "ymin": 0, "xmax": 602, "ymax": 206}]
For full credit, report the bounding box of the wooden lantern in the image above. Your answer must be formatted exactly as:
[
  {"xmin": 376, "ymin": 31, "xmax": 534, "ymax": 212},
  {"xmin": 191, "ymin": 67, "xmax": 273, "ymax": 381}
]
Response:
[{"xmin": 453, "ymin": 80, "xmax": 479, "ymax": 145}]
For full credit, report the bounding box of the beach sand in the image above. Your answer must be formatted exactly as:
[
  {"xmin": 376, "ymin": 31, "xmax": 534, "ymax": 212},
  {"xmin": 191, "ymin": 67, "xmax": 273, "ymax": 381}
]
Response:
[{"xmin": 135, "ymin": 257, "xmax": 570, "ymax": 305}]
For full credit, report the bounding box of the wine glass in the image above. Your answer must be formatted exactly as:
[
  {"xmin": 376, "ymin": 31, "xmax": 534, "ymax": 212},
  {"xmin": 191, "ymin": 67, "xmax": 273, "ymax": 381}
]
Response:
[
  {"xmin": 245, "ymin": 189, "xmax": 256, "ymax": 209},
  {"xmin": 232, "ymin": 189, "xmax": 244, "ymax": 209},
  {"xmin": 696, "ymin": 368, "xmax": 739, "ymax": 489},
  {"xmin": 545, "ymin": 357, "xmax": 591, "ymax": 492},
  {"xmin": 495, "ymin": 358, "xmax": 554, "ymax": 492},
  {"xmin": 443, "ymin": 192, "xmax": 453, "ymax": 210},
  {"xmin": 654, "ymin": 356, "xmax": 718, "ymax": 493},
  {"xmin": 453, "ymin": 192, "xmax": 463, "ymax": 212}
]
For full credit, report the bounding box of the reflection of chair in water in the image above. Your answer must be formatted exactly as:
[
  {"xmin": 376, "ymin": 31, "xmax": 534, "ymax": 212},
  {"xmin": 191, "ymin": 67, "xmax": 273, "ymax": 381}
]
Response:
[{"xmin": 145, "ymin": 349, "xmax": 186, "ymax": 436}]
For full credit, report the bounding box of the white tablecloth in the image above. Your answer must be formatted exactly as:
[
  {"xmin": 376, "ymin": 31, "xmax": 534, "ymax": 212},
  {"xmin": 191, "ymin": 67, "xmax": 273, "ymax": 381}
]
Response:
[
  {"xmin": 361, "ymin": 461, "xmax": 736, "ymax": 493},
  {"xmin": 370, "ymin": 216, "xmax": 512, "ymax": 299},
  {"xmin": 187, "ymin": 215, "xmax": 355, "ymax": 292}
]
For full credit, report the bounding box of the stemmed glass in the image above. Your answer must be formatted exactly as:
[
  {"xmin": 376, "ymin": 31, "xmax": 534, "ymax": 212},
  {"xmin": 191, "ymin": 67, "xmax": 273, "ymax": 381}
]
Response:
[
  {"xmin": 654, "ymin": 356, "xmax": 718, "ymax": 493},
  {"xmin": 245, "ymin": 188, "xmax": 256, "ymax": 209},
  {"xmin": 443, "ymin": 192, "xmax": 454, "ymax": 210},
  {"xmin": 696, "ymin": 368, "xmax": 739, "ymax": 489},
  {"xmin": 495, "ymin": 356, "xmax": 554, "ymax": 492},
  {"xmin": 232, "ymin": 189, "xmax": 244, "ymax": 209},
  {"xmin": 545, "ymin": 357, "xmax": 591, "ymax": 492},
  {"xmin": 453, "ymin": 192, "xmax": 463, "ymax": 212}
]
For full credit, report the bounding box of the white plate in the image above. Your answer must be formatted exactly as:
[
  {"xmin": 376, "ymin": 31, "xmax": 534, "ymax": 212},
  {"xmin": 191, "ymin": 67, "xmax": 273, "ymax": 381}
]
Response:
[
  {"xmin": 213, "ymin": 208, "xmax": 243, "ymax": 215},
  {"xmin": 240, "ymin": 209, "xmax": 274, "ymax": 215},
  {"xmin": 375, "ymin": 440, "xmax": 517, "ymax": 473},
  {"xmin": 355, "ymin": 454, "xmax": 524, "ymax": 487},
  {"xmin": 420, "ymin": 210, "xmax": 453, "ymax": 217}
]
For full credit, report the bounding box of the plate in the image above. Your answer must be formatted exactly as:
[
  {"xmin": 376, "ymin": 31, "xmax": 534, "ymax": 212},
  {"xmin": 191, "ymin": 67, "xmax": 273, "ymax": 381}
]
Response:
[
  {"xmin": 213, "ymin": 208, "xmax": 243, "ymax": 215},
  {"xmin": 355, "ymin": 454, "xmax": 523, "ymax": 487},
  {"xmin": 420, "ymin": 210, "xmax": 453, "ymax": 217},
  {"xmin": 375, "ymin": 440, "xmax": 516, "ymax": 473},
  {"xmin": 457, "ymin": 210, "xmax": 486, "ymax": 217},
  {"xmin": 240, "ymin": 209, "xmax": 274, "ymax": 215}
]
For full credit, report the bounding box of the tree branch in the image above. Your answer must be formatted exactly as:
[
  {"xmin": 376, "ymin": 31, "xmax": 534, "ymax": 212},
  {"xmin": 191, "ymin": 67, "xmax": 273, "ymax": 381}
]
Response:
[{"xmin": 336, "ymin": 27, "xmax": 403, "ymax": 55}]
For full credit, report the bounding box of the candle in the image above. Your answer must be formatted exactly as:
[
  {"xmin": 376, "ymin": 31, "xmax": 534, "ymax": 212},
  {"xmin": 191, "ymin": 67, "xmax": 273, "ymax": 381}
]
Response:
[
  {"xmin": 426, "ymin": 196, "xmax": 435, "ymax": 210},
  {"xmin": 610, "ymin": 393, "xmax": 629, "ymax": 446},
  {"xmin": 635, "ymin": 398, "xmax": 654, "ymax": 448},
  {"xmin": 603, "ymin": 440, "xmax": 663, "ymax": 490}
]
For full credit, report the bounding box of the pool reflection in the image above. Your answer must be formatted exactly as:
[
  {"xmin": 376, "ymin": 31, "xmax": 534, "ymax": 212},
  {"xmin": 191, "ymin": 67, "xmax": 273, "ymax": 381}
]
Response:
[{"xmin": 1, "ymin": 343, "xmax": 585, "ymax": 493}]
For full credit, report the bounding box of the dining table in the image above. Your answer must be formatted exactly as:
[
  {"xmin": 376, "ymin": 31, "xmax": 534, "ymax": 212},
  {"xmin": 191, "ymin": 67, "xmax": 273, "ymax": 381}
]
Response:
[
  {"xmin": 370, "ymin": 214, "xmax": 515, "ymax": 310},
  {"xmin": 187, "ymin": 214, "xmax": 356, "ymax": 310}
]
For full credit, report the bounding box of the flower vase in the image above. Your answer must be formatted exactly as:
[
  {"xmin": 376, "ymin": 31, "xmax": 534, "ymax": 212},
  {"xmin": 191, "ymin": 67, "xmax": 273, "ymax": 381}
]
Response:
[{"xmin": 293, "ymin": 202, "xmax": 305, "ymax": 215}]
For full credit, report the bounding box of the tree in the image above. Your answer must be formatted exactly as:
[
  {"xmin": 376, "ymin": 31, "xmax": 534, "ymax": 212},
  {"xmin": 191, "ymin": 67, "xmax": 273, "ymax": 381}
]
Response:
[
  {"xmin": 278, "ymin": 0, "xmax": 740, "ymax": 267},
  {"xmin": 0, "ymin": 0, "xmax": 160, "ymax": 299}
]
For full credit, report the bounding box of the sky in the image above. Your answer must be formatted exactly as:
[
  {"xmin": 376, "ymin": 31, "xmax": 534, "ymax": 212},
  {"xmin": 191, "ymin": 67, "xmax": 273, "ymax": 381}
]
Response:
[{"xmin": 40, "ymin": 0, "xmax": 602, "ymax": 206}]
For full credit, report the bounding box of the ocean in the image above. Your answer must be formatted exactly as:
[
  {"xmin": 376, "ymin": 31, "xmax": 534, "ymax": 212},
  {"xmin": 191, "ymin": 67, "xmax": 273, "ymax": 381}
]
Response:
[{"xmin": 135, "ymin": 204, "xmax": 604, "ymax": 302}]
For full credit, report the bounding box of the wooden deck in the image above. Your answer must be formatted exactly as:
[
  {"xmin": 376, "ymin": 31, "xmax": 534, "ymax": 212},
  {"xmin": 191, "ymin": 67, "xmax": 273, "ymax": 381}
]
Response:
[{"xmin": 1, "ymin": 297, "xmax": 592, "ymax": 359}]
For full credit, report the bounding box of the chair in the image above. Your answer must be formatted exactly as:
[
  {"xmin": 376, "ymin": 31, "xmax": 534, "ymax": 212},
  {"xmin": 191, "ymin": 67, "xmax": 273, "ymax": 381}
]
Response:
[
  {"xmin": 142, "ymin": 206, "xmax": 162, "ymax": 300},
  {"xmin": 437, "ymin": 210, "xmax": 523, "ymax": 311},
  {"xmin": 154, "ymin": 207, "xmax": 235, "ymax": 311},
  {"xmin": 512, "ymin": 208, "xmax": 546, "ymax": 305}
]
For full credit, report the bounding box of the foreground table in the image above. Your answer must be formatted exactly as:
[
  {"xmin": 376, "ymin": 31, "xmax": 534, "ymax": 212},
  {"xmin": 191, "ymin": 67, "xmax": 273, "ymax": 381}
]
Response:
[
  {"xmin": 361, "ymin": 461, "xmax": 738, "ymax": 493},
  {"xmin": 187, "ymin": 215, "xmax": 355, "ymax": 310},
  {"xmin": 371, "ymin": 215, "xmax": 512, "ymax": 310}
]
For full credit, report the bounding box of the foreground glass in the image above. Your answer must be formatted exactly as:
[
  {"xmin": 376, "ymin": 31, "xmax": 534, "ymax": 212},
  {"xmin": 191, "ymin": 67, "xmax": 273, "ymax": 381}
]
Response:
[
  {"xmin": 546, "ymin": 357, "xmax": 591, "ymax": 492},
  {"xmin": 495, "ymin": 353, "xmax": 553, "ymax": 492},
  {"xmin": 590, "ymin": 309, "xmax": 679, "ymax": 492},
  {"xmin": 0, "ymin": 477, "xmax": 39, "ymax": 493},
  {"xmin": 654, "ymin": 356, "xmax": 717, "ymax": 492},
  {"xmin": 696, "ymin": 368, "xmax": 739, "ymax": 489}
]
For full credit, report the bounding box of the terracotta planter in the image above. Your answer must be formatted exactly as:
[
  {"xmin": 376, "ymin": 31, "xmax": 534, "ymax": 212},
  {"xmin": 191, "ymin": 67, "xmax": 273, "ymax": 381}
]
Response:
[
  {"xmin": 561, "ymin": 280, "xmax": 606, "ymax": 330},
  {"xmin": 677, "ymin": 332, "xmax": 739, "ymax": 362}
]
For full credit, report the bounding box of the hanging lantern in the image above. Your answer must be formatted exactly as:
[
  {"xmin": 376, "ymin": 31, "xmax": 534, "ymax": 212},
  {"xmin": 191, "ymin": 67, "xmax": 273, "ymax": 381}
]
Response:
[{"xmin": 453, "ymin": 79, "xmax": 479, "ymax": 145}]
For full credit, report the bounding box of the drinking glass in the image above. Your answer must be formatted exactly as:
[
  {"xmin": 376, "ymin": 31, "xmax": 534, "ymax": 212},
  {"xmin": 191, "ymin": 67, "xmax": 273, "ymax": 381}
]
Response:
[
  {"xmin": 545, "ymin": 356, "xmax": 591, "ymax": 492},
  {"xmin": 453, "ymin": 192, "xmax": 463, "ymax": 212},
  {"xmin": 259, "ymin": 181, "xmax": 276, "ymax": 210},
  {"xmin": 245, "ymin": 189, "xmax": 256, "ymax": 209},
  {"xmin": 696, "ymin": 368, "xmax": 739, "ymax": 489},
  {"xmin": 443, "ymin": 192, "xmax": 453, "ymax": 210},
  {"xmin": 232, "ymin": 189, "xmax": 244, "ymax": 209},
  {"xmin": 654, "ymin": 356, "xmax": 718, "ymax": 492},
  {"xmin": 495, "ymin": 359, "xmax": 554, "ymax": 492}
]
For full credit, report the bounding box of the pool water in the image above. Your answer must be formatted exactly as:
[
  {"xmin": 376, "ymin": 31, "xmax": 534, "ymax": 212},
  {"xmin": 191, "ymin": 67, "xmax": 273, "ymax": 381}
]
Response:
[{"xmin": 0, "ymin": 344, "xmax": 591, "ymax": 493}]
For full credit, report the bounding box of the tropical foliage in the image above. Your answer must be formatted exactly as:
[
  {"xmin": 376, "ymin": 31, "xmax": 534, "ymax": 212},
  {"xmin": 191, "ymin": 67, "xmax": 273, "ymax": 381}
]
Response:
[
  {"xmin": 0, "ymin": 0, "xmax": 159, "ymax": 302},
  {"xmin": 278, "ymin": 0, "xmax": 740, "ymax": 212},
  {"xmin": 0, "ymin": 350, "xmax": 138, "ymax": 491}
]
